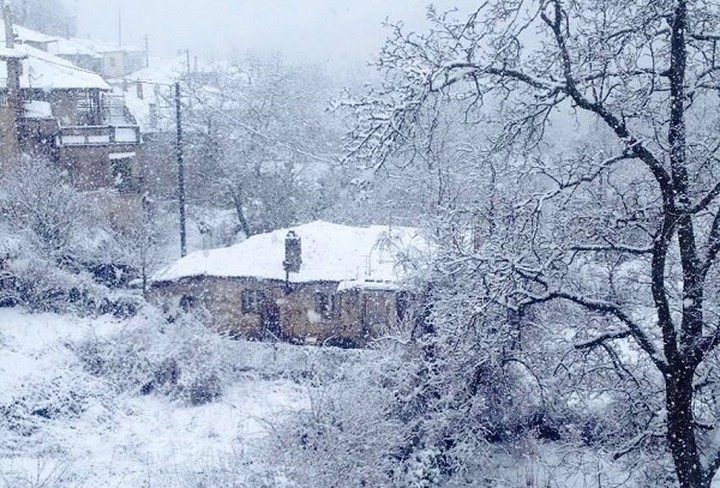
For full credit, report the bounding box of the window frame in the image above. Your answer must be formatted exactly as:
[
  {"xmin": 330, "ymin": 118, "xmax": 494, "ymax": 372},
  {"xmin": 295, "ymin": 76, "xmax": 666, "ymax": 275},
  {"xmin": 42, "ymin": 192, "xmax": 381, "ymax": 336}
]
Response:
[
  {"xmin": 241, "ymin": 289, "xmax": 265, "ymax": 314},
  {"xmin": 314, "ymin": 292, "xmax": 340, "ymax": 320}
]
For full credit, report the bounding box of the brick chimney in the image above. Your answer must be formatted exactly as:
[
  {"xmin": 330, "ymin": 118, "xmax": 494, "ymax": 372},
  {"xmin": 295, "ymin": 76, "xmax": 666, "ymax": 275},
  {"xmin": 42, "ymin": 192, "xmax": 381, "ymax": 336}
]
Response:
[{"xmin": 283, "ymin": 231, "xmax": 301, "ymax": 273}]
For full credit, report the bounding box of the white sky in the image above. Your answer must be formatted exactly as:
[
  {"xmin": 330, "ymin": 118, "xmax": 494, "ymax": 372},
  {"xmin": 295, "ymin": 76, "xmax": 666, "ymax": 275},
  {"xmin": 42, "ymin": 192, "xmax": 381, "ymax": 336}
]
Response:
[{"xmin": 67, "ymin": 0, "xmax": 468, "ymax": 71}]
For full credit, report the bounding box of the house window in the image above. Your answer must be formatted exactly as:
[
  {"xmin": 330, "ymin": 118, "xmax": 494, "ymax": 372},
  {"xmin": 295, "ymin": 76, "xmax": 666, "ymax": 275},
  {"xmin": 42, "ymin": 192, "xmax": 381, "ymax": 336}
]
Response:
[
  {"xmin": 242, "ymin": 289, "xmax": 265, "ymax": 314},
  {"xmin": 314, "ymin": 292, "xmax": 340, "ymax": 319},
  {"xmin": 110, "ymin": 156, "xmax": 135, "ymax": 193}
]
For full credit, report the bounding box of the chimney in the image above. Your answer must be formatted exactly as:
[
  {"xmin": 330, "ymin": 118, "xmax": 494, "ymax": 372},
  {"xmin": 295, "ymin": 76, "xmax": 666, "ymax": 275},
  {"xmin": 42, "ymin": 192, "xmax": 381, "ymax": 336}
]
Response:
[{"xmin": 283, "ymin": 231, "xmax": 301, "ymax": 273}]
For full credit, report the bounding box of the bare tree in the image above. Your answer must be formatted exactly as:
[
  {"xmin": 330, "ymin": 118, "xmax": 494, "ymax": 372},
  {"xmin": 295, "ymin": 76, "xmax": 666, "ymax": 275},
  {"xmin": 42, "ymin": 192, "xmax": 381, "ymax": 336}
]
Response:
[
  {"xmin": 349, "ymin": 1, "xmax": 720, "ymax": 486},
  {"xmin": 14, "ymin": 0, "xmax": 74, "ymax": 36},
  {"xmin": 182, "ymin": 54, "xmax": 341, "ymax": 236},
  {"xmin": 104, "ymin": 196, "xmax": 167, "ymax": 296}
]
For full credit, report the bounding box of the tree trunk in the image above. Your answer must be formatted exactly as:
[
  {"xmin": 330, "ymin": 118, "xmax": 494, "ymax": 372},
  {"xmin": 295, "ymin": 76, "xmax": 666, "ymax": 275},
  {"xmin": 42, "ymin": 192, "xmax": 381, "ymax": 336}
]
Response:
[
  {"xmin": 665, "ymin": 366, "xmax": 707, "ymax": 488},
  {"xmin": 228, "ymin": 185, "xmax": 253, "ymax": 237}
]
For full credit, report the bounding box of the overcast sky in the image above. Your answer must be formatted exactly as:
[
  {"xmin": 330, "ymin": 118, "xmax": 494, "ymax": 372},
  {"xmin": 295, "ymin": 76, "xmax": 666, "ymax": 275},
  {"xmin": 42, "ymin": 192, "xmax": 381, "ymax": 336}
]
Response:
[{"xmin": 66, "ymin": 0, "xmax": 466, "ymax": 71}]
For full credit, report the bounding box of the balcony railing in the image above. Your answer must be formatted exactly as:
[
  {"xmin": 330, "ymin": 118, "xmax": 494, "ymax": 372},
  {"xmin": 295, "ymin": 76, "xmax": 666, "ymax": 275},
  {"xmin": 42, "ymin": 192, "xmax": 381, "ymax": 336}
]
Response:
[{"xmin": 57, "ymin": 125, "xmax": 142, "ymax": 146}]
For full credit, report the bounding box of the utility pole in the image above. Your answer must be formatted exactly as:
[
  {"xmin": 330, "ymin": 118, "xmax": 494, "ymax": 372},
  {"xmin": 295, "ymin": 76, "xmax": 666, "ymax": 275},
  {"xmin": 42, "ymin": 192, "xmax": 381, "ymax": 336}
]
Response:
[
  {"xmin": 175, "ymin": 82, "xmax": 187, "ymax": 257},
  {"xmin": 117, "ymin": 9, "xmax": 122, "ymax": 46},
  {"xmin": 143, "ymin": 35, "xmax": 149, "ymax": 68}
]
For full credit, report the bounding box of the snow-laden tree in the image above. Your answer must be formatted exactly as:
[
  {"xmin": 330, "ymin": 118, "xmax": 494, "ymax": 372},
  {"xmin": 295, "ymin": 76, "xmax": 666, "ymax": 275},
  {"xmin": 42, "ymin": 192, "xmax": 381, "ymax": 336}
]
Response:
[
  {"xmin": 14, "ymin": 0, "xmax": 74, "ymax": 36},
  {"xmin": 0, "ymin": 158, "xmax": 145, "ymax": 314},
  {"xmin": 103, "ymin": 196, "xmax": 167, "ymax": 296},
  {"xmin": 0, "ymin": 158, "xmax": 96, "ymax": 263},
  {"xmin": 348, "ymin": 1, "xmax": 720, "ymax": 487},
  {"xmin": 181, "ymin": 54, "xmax": 342, "ymax": 236}
]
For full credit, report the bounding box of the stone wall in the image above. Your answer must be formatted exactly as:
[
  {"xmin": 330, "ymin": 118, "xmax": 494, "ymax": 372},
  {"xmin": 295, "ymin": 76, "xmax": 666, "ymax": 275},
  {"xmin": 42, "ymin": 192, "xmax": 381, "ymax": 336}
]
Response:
[{"xmin": 150, "ymin": 276, "xmax": 409, "ymax": 346}]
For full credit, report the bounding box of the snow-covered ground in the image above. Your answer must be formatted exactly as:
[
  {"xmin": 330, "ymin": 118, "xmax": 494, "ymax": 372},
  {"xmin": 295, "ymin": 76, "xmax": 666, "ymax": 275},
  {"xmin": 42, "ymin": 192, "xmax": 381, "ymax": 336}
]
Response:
[
  {"xmin": 0, "ymin": 307, "xmax": 656, "ymax": 488},
  {"xmin": 0, "ymin": 308, "xmax": 310, "ymax": 487}
]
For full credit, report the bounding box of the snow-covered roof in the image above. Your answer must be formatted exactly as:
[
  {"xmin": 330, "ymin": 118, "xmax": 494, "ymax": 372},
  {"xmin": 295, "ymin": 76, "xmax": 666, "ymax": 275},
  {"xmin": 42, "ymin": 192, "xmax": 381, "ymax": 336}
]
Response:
[
  {"xmin": 0, "ymin": 46, "xmax": 25, "ymax": 59},
  {"xmin": 68, "ymin": 37, "xmax": 143, "ymax": 54},
  {"xmin": 13, "ymin": 24, "xmax": 56, "ymax": 44},
  {"xmin": 2, "ymin": 24, "xmax": 103, "ymax": 59},
  {"xmin": 125, "ymin": 55, "xmax": 188, "ymax": 84},
  {"xmin": 121, "ymin": 57, "xmax": 231, "ymax": 133},
  {"xmin": 153, "ymin": 221, "xmax": 424, "ymax": 290},
  {"xmin": 46, "ymin": 37, "xmax": 103, "ymax": 59},
  {"xmin": 115, "ymin": 56, "xmax": 189, "ymax": 133},
  {"xmin": 0, "ymin": 43, "xmax": 109, "ymax": 90}
]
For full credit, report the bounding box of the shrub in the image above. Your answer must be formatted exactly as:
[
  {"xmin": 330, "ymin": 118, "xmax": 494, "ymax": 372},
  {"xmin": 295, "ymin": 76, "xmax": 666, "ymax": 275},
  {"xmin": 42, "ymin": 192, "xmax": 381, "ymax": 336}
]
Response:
[{"xmin": 74, "ymin": 308, "xmax": 230, "ymax": 406}]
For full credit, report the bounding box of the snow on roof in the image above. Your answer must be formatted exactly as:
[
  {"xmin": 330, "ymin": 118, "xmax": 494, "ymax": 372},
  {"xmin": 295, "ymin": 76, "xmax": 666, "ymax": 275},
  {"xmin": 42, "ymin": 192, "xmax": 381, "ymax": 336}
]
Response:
[
  {"xmin": 0, "ymin": 46, "xmax": 24, "ymax": 58},
  {"xmin": 153, "ymin": 220, "xmax": 424, "ymax": 289},
  {"xmin": 0, "ymin": 23, "xmax": 58, "ymax": 48},
  {"xmin": 2, "ymin": 24, "xmax": 103, "ymax": 59},
  {"xmin": 116, "ymin": 83, "xmax": 173, "ymax": 133},
  {"xmin": 121, "ymin": 58, "xmax": 247, "ymax": 134},
  {"xmin": 46, "ymin": 37, "xmax": 103, "ymax": 59},
  {"xmin": 0, "ymin": 43, "xmax": 109, "ymax": 90},
  {"xmin": 12, "ymin": 24, "xmax": 56, "ymax": 44},
  {"xmin": 68, "ymin": 37, "xmax": 143, "ymax": 54},
  {"xmin": 125, "ymin": 55, "xmax": 189, "ymax": 84},
  {"xmin": 116, "ymin": 56, "xmax": 189, "ymax": 133}
]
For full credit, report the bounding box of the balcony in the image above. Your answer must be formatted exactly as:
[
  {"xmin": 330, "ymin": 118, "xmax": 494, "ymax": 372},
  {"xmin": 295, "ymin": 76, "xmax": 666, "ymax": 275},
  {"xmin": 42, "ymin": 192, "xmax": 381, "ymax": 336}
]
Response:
[{"xmin": 57, "ymin": 125, "xmax": 142, "ymax": 147}]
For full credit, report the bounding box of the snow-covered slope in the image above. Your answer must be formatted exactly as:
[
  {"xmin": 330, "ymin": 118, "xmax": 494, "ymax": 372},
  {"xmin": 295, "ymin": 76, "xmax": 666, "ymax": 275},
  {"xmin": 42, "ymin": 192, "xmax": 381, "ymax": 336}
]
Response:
[{"xmin": 0, "ymin": 308, "xmax": 310, "ymax": 487}]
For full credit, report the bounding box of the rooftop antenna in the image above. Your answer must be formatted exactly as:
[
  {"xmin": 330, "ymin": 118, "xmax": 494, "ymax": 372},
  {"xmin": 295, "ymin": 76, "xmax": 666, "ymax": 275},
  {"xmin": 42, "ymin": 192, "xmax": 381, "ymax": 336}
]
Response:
[{"xmin": 143, "ymin": 34, "xmax": 149, "ymax": 67}]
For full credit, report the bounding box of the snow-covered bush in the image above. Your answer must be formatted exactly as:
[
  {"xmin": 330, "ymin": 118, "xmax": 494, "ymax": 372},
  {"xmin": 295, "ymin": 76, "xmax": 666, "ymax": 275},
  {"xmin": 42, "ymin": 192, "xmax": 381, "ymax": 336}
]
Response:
[
  {"xmin": 0, "ymin": 455, "xmax": 88, "ymax": 488},
  {"xmin": 0, "ymin": 158, "xmax": 147, "ymax": 315},
  {"xmin": 0, "ymin": 158, "xmax": 98, "ymax": 262},
  {"xmin": 250, "ymin": 341, "xmax": 411, "ymax": 488},
  {"xmin": 0, "ymin": 373, "xmax": 108, "ymax": 448},
  {"xmin": 0, "ymin": 349, "xmax": 113, "ymax": 456},
  {"xmin": 74, "ymin": 308, "xmax": 232, "ymax": 405},
  {"xmin": 1, "ymin": 252, "xmax": 143, "ymax": 317}
]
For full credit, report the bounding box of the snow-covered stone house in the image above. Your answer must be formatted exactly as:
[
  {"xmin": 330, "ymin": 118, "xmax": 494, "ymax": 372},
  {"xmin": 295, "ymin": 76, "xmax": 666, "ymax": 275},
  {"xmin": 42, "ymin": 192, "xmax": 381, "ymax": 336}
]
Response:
[
  {"xmin": 151, "ymin": 221, "xmax": 425, "ymax": 346},
  {"xmin": 67, "ymin": 38, "xmax": 147, "ymax": 80},
  {"xmin": 16, "ymin": 26, "xmax": 148, "ymax": 80},
  {"xmin": 0, "ymin": 24, "xmax": 142, "ymax": 192}
]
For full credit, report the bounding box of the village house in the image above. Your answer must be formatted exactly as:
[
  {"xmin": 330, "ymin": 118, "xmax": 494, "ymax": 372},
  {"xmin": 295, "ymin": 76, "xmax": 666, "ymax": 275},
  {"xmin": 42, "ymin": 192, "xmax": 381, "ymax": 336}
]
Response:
[
  {"xmin": 44, "ymin": 36, "xmax": 104, "ymax": 74},
  {"xmin": 0, "ymin": 22, "xmax": 143, "ymax": 193},
  {"xmin": 7, "ymin": 21, "xmax": 148, "ymax": 80},
  {"xmin": 150, "ymin": 221, "xmax": 425, "ymax": 346},
  {"xmin": 60, "ymin": 37, "xmax": 147, "ymax": 80}
]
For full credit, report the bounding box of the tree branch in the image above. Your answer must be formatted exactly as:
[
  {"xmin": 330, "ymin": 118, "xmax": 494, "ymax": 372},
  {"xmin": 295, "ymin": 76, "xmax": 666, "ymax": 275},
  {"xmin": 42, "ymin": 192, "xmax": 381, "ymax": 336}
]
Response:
[
  {"xmin": 575, "ymin": 330, "xmax": 632, "ymax": 350},
  {"xmin": 523, "ymin": 289, "xmax": 667, "ymax": 373},
  {"xmin": 570, "ymin": 243, "xmax": 653, "ymax": 255}
]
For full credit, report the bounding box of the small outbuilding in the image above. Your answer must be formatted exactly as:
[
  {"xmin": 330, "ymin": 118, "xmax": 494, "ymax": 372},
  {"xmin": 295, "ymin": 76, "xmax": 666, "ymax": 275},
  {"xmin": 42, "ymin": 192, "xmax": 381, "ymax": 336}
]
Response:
[{"xmin": 150, "ymin": 221, "xmax": 425, "ymax": 346}]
